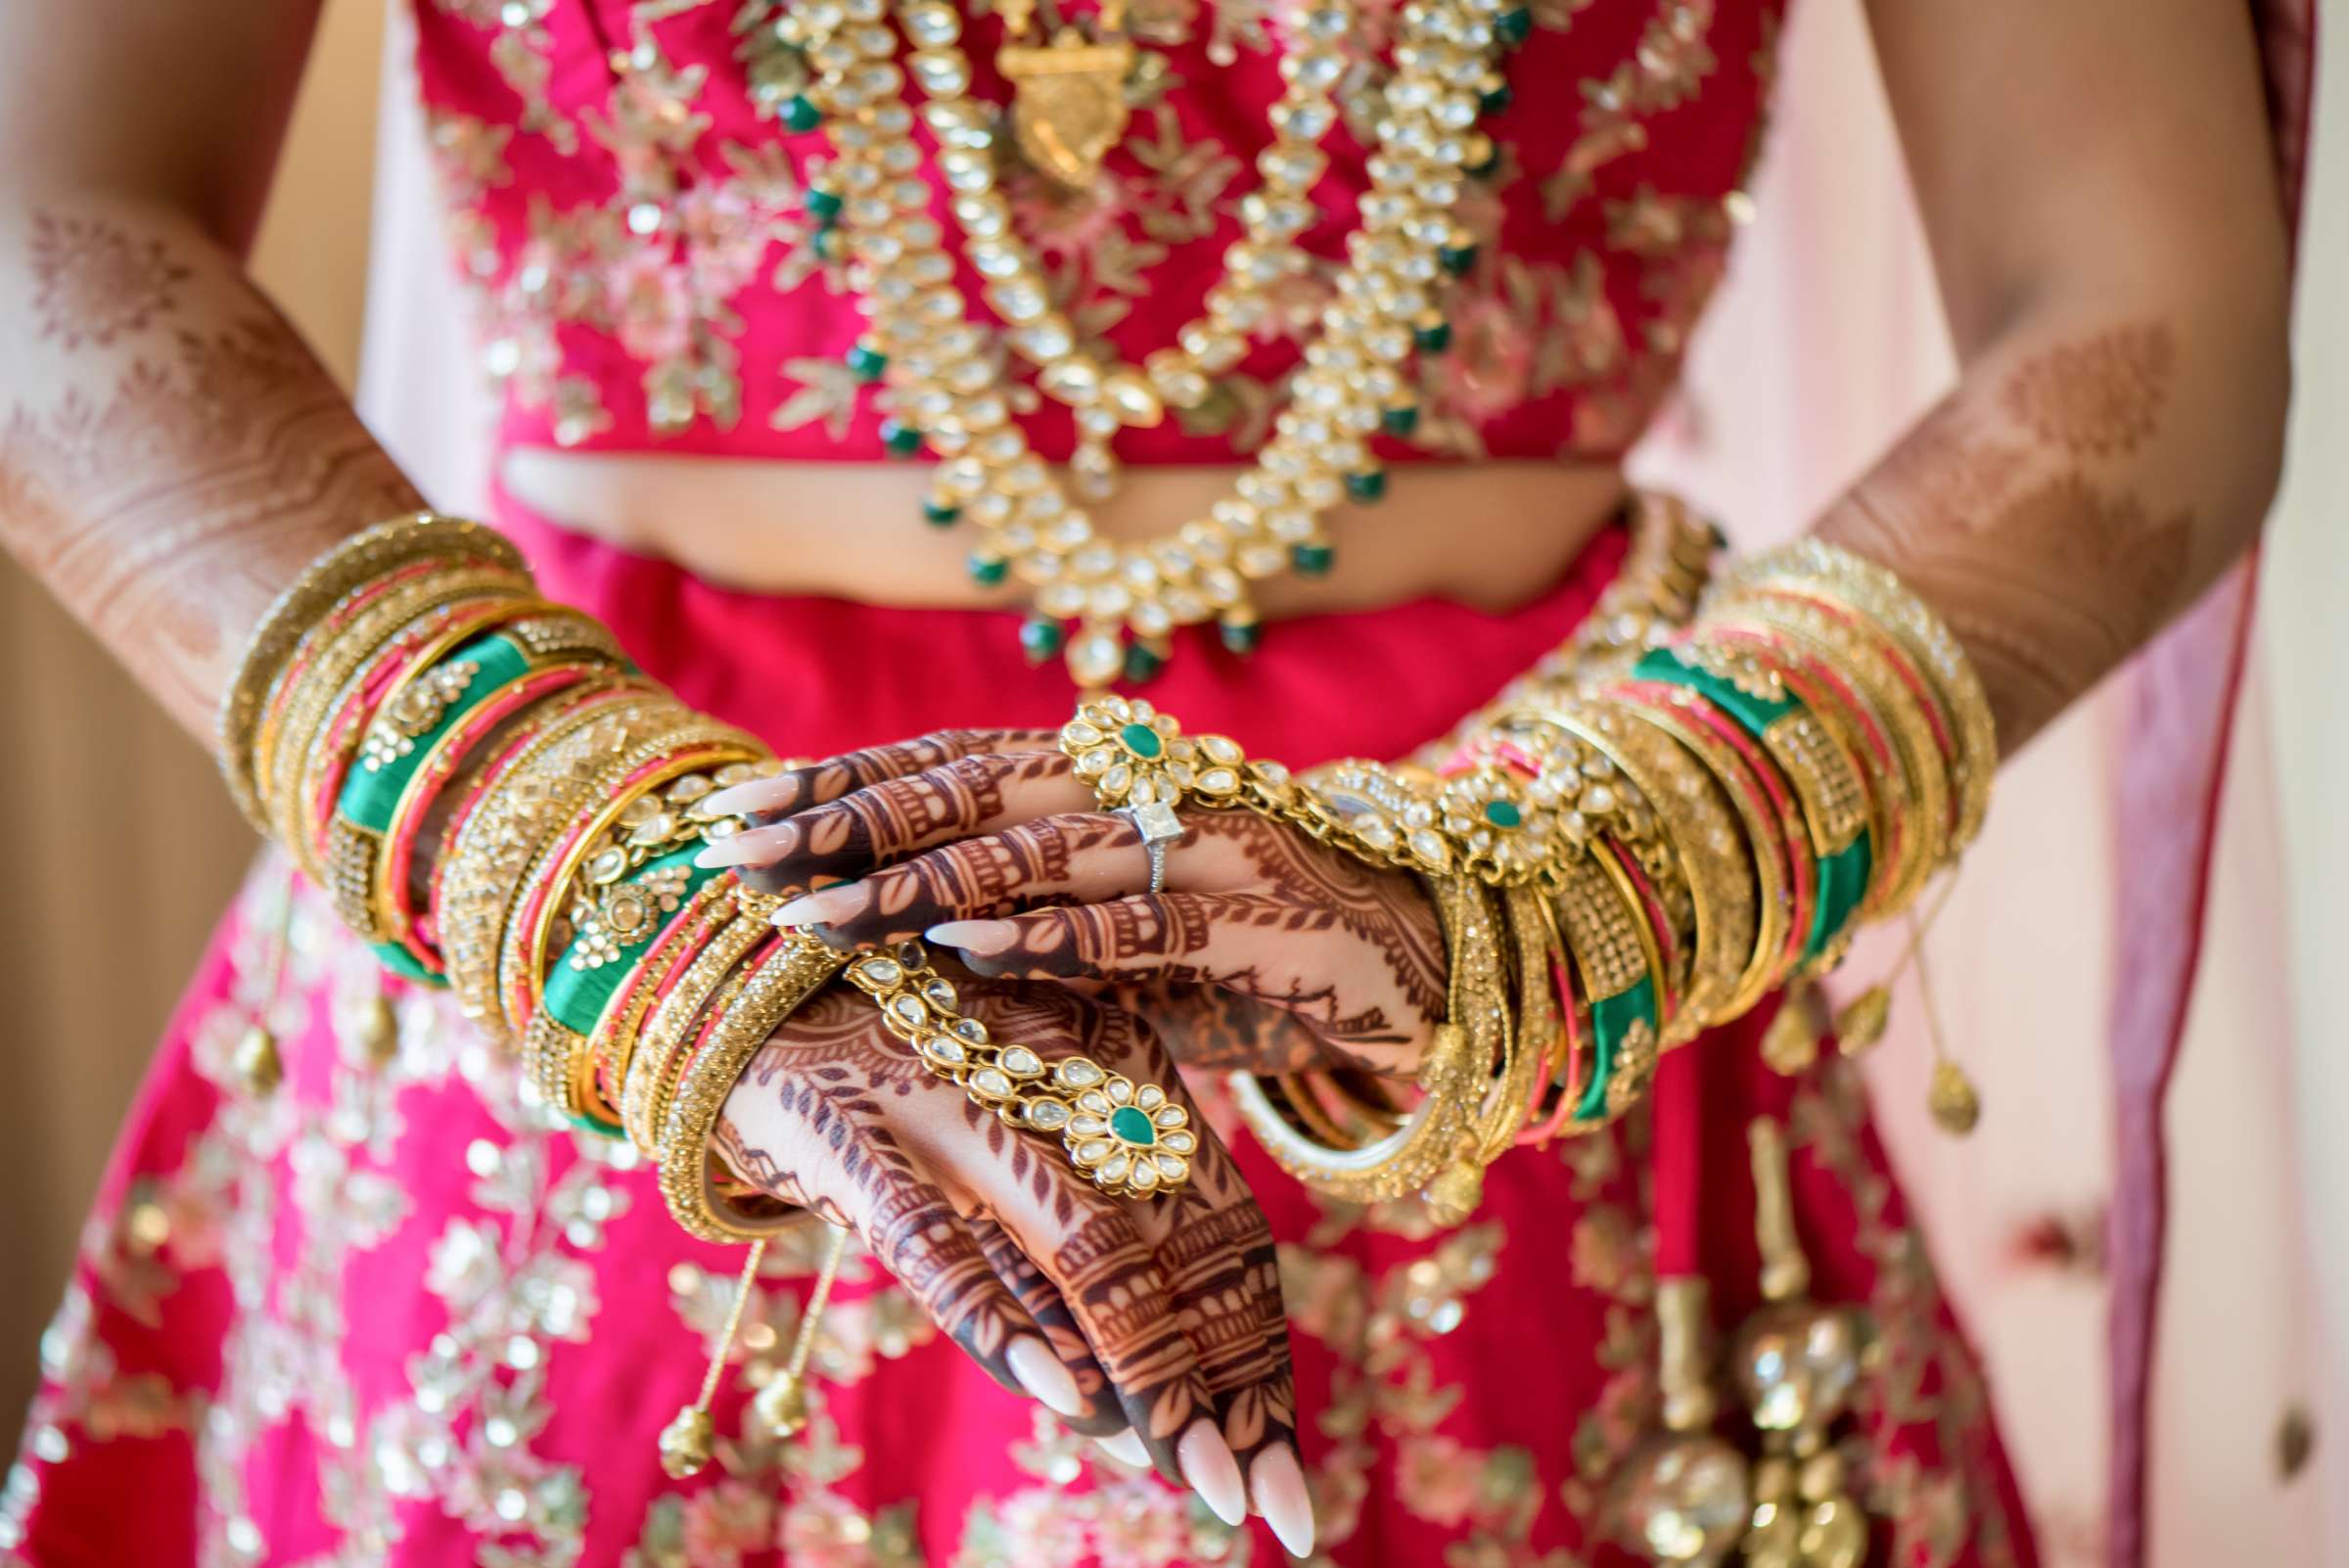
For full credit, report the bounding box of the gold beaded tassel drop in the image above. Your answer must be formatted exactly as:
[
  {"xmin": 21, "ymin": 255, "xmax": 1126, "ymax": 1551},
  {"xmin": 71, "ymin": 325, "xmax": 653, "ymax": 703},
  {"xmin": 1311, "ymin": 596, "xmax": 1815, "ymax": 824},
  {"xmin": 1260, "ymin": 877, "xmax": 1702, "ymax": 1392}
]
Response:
[
  {"xmin": 1612, "ymin": 1277, "xmax": 1751, "ymax": 1565},
  {"xmin": 1732, "ymin": 1119, "xmax": 1868, "ymax": 1568},
  {"xmin": 656, "ymin": 1223, "xmax": 856, "ymax": 1478},
  {"xmin": 233, "ymin": 867, "xmax": 299, "ymax": 1097},
  {"xmin": 659, "ymin": 1240, "xmax": 768, "ymax": 1479}
]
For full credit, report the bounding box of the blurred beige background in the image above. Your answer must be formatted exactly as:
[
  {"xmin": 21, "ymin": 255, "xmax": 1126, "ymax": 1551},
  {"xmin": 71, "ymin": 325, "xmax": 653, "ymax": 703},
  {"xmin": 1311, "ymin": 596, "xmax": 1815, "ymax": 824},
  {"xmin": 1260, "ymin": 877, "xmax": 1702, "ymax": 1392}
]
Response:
[
  {"xmin": 0, "ymin": 8, "xmax": 2341, "ymax": 1566},
  {"xmin": 0, "ymin": 0, "xmax": 391, "ymax": 1432}
]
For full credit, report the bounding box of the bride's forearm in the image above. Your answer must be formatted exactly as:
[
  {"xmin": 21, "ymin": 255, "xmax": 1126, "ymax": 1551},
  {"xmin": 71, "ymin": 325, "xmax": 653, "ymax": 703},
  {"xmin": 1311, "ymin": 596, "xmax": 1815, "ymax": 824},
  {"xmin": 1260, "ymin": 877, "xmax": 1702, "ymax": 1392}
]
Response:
[
  {"xmin": 1817, "ymin": 289, "xmax": 2289, "ymax": 757},
  {"xmin": 0, "ymin": 193, "xmax": 423, "ymax": 739}
]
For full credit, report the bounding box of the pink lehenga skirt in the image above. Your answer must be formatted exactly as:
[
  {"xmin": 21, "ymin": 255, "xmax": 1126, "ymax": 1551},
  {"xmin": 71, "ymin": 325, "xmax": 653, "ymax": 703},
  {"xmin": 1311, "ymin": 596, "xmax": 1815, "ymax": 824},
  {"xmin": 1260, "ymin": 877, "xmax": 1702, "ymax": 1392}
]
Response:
[{"xmin": 3, "ymin": 507, "xmax": 2037, "ymax": 1567}]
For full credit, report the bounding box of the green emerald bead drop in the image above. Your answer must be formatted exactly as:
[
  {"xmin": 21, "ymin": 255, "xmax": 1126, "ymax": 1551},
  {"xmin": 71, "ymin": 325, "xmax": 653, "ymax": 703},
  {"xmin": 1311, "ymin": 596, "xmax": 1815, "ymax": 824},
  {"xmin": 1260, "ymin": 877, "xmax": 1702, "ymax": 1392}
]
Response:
[
  {"xmin": 1381, "ymin": 404, "xmax": 1420, "ymax": 438},
  {"xmin": 847, "ymin": 343, "xmax": 887, "ymax": 382},
  {"xmin": 1119, "ymin": 721, "xmax": 1164, "ymax": 758},
  {"xmin": 1220, "ymin": 618, "xmax": 1262, "ymax": 656},
  {"xmin": 1480, "ymin": 83, "xmax": 1514, "ymax": 116},
  {"xmin": 1413, "ymin": 320, "xmax": 1453, "ymax": 353},
  {"xmin": 1484, "ymin": 800, "xmax": 1523, "ymax": 829},
  {"xmin": 1122, "ymin": 643, "xmax": 1166, "ymax": 683},
  {"xmin": 1345, "ymin": 469, "xmax": 1387, "ymax": 503},
  {"xmin": 921, "ymin": 498, "xmax": 960, "ymax": 527},
  {"xmin": 879, "ymin": 418, "xmax": 921, "ymax": 457},
  {"xmin": 1292, "ymin": 542, "xmax": 1336, "ymax": 576},
  {"xmin": 968, "ymin": 553, "xmax": 1008, "ymax": 586},
  {"xmin": 806, "ymin": 187, "xmax": 843, "ymax": 221},
  {"xmin": 782, "ymin": 94, "xmax": 822, "ymax": 132},
  {"xmin": 1439, "ymin": 243, "xmax": 1478, "ymax": 277},
  {"xmin": 1019, "ymin": 617, "xmax": 1065, "ymax": 661},
  {"xmin": 1497, "ymin": 7, "xmax": 1533, "ymax": 46},
  {"xmin": 1110, "ymin": 1105, "xmax": 1159, "ymax": 1147}
]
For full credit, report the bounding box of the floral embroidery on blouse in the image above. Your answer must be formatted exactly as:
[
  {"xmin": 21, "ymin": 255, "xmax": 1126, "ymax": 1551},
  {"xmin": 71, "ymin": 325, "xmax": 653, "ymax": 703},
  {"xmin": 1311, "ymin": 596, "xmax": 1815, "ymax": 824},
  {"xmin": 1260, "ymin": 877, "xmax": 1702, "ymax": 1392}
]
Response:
[{"xmin": 404, "ymin": 0, "xmax": 1784, "ymax": 462}]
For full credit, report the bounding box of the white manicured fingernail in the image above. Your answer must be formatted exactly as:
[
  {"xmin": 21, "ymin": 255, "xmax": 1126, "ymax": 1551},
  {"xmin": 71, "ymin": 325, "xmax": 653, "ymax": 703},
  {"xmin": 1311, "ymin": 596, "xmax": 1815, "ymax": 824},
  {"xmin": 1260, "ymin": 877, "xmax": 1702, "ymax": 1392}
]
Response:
[
  {"xmin": 694, "ymin": 821, "xmax": 794, "ymax": 868},
  {"xmin": 1093, "ymin": 1428, "xmax": 1149, "ymax": 1467},
  {"xmin": 1179, "ymin": 1421, "xmax": 1248, "ymax": 1528},
  {"xmin": 701, "ymin": 776, "xmax": 797, "ymax": 815},
  {"xmin": 927, "ymin": 919, "xmax": 1017, "ymax": 955},
  {"xmin": 775, "ymin": 885, "xmax": 866, "ymax": 927},
  {"xmin": 1004, "ymin": 1337, "xmax": 1085, "ymax": 1417},
  {"xmin": 1251, "ymin": 1445, "xmax": 1316, "ymax": 1557}
]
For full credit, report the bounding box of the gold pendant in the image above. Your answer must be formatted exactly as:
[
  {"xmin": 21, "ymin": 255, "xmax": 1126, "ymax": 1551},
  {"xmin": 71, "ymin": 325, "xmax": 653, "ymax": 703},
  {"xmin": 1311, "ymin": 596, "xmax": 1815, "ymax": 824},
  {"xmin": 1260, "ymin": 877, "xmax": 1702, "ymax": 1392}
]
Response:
[{"xmin": 998, "ymin": 22, "xmax": 1134, "ymax": 188}]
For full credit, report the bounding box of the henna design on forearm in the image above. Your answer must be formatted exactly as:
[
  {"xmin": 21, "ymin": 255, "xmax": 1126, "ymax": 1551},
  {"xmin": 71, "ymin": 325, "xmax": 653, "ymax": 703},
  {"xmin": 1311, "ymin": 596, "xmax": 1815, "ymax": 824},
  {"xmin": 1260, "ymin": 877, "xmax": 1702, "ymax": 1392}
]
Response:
[
  {"xmin": 1820, "ymin": 316, "xmax": 2201, "ymax": 752},
  {"xmin": 0, "ymin": 204, "xmax": 425, "ymax": 736},
  {"xmin": 1999, "ymin": 322, "xmax": 2174, "ymax": 459}
]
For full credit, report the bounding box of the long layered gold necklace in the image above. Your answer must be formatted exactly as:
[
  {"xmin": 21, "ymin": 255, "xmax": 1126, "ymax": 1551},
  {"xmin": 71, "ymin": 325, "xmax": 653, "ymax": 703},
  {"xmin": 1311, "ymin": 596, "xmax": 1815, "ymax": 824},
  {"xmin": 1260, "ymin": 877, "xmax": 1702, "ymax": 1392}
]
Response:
[{"xmin": 778, "ymin": 0, "xmax": 1533, "ymax": 685}]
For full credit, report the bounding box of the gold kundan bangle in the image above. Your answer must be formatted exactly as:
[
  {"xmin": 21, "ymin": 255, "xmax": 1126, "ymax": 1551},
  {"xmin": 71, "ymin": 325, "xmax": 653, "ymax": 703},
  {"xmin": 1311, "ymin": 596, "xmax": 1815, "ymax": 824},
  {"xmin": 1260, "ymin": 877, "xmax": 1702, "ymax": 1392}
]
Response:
[
  {"xmin": 437, "ymin": 688, "xmax": 685, "ymax": 1023},
  {"xmin": 219, "ymin": 511, "xmax": 528, "ymax": 831},
  {"xmin": 498, "ymin": 732, "xmax": 762, "ymax": 1036},
  {"xmin": 1571, "ymin": 699, "xmax": 1755, "ymax": 1043},
  {"xmin": 658, "ymin": 933, "xmax": 844, "ymax": 1242},
  {"xmin": 585, "ymin": 873, "xmax": 746, "ymax": 1127},
  {"xmin": 1721, "ymin": 594, "xmax": 1954, "ymax": 914}
]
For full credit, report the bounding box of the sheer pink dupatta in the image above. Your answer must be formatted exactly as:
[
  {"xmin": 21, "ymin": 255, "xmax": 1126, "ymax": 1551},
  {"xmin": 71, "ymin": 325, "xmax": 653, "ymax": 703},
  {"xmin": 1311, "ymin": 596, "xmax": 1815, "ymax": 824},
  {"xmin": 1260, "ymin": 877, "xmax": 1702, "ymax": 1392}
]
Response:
[{"xmin": 2107, "ymin": 9, "xmax": 2316, "ymax": 1568}]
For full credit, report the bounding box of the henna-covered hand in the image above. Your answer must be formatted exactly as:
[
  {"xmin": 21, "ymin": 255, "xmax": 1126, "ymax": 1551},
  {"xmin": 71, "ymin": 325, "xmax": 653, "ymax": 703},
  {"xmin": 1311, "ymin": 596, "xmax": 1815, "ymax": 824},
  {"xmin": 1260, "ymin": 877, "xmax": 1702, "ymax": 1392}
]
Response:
[
  {"xmin": 699, "ymin": 732, "xmax": 1449, "ymax": 1078},
  {"xmin": 714, "ymin": 978, "xmax": 1313, "ymax": 1552}
]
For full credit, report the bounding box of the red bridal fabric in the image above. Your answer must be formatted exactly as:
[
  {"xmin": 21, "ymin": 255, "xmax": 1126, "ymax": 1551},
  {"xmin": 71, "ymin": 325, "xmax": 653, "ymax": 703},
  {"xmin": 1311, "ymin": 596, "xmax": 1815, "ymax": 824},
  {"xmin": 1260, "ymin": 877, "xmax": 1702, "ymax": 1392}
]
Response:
[{"xmin": 5, "ymin": 498, "xmax": 2041, "ymax": 1565}]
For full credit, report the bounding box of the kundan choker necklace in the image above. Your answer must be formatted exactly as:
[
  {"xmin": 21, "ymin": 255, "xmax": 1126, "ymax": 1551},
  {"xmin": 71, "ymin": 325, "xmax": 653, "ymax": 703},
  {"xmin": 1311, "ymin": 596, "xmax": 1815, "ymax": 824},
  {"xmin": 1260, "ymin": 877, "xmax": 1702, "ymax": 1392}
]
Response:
[{"xmin": 776, "ymin": 0, "xmax": 1534, "ymax": 685}]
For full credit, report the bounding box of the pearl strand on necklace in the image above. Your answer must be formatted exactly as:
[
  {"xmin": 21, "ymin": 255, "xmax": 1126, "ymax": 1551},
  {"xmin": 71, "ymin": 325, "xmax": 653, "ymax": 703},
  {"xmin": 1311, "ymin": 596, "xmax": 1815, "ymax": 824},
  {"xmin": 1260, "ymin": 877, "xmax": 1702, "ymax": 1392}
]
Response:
[{"xmin": 784, "ymin": 0, "xmax": 1530, "ymax": 686}]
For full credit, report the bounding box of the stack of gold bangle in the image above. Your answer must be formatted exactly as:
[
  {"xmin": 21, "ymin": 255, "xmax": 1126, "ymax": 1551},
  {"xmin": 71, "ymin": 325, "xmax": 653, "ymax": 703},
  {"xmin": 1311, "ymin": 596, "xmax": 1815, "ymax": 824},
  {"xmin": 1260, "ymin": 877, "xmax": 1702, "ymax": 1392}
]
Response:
[
  {"xmin": 217, "ymin": 513, "xmax": 838, "ymax": 1247},
  {"xmin": 1056, "ymin": 513, "xmax": 1994, "ymax": 1224}
]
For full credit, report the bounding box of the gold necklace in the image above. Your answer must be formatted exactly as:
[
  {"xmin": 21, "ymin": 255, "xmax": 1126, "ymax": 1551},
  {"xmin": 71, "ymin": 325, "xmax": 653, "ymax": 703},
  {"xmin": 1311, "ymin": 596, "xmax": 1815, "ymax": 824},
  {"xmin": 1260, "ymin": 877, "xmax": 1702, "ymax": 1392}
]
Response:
[
  {"xmin": 996, "ymin": 0, "xmax": 1136, "ymax": 189},
  {"xmin": 781, "ymin": 0, "xmax": 1535, "ymax": 685}
]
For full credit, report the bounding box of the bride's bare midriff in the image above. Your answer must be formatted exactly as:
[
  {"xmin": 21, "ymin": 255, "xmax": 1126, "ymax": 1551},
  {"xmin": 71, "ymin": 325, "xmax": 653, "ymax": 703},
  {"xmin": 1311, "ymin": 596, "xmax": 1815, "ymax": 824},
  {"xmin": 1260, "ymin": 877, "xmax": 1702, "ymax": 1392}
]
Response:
[{"xmin": 501, "ymin": 448, "xmax": 1631, "ymax": 618}]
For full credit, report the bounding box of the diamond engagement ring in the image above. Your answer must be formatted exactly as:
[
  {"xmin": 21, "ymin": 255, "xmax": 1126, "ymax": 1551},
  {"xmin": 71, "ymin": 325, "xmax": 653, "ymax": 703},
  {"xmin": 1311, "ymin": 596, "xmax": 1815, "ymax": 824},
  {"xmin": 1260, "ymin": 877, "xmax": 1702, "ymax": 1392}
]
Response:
[{"xmin": 1117, "ymin": 800, "xmax": 1184, "ymax": 894}]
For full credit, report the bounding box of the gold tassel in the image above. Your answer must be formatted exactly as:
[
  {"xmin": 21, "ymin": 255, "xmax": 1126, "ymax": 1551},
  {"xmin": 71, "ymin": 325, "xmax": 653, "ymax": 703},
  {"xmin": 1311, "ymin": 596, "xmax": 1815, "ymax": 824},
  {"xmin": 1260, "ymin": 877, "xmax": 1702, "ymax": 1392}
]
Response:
[
  {"xmin": 751, "ymin": 1222, "xmax": 853, "ymax": 1440},
  {"xmin": 1830, "ymin": 987, "xmax": 1889, "ymax": 1053},
  {"xmin": 236, "ymin": 871, "xmax": 297, "ymax": 1098},
  {"xmin": 353, "ymin": 993, "xmax": 401, "ymax": 1068},
  {"xmin": 1733, "ymin": 1119, "xmax": 1867, "ymax": 1568},
  {"xmin": 1759, "ymin": 989, "xmax": 1821, "ymax": 1076},
  {"xmin": 659, "ymin": 1238, "xmax": 767, "ymax": 1479},
  {"xmin": 233, "ymin": 1024, "xmax": 284, "ymax": 1097},
  {"xmin": 1905, "ymin": 903, "xmax": 1979, "ymax": 1137}
]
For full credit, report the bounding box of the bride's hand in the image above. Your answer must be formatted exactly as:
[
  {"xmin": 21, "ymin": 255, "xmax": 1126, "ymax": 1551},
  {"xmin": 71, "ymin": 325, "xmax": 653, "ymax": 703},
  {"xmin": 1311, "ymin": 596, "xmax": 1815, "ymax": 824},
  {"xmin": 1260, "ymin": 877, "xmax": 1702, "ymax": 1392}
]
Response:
[
  {"xmin": 716, "ymin": 974, "xmax": 1313, "ymax": 1552},
  {"xmin": 697, "ymin": 728, "xmax": 1448, "ymax": 1078}
]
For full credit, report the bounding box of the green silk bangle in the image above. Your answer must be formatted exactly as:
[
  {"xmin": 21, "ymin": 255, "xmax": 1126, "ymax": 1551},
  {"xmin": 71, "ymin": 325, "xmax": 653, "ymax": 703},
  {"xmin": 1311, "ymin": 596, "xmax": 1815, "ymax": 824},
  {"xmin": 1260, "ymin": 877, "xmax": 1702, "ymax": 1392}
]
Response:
[
  {"xmin": 541, "ymin": 845, "xmax": 723, "ymax": 1038},
  {"xmin": 1577, "ymin": 972, "xmax": 1658, "ymax": 1121},
  {"xmin": 1637, "ymin": 644, "xmax": 1873, "ymax": 961},
  {"xmin": 1634, "ymin": 647, "xmax": 1796, "ymax": 735},
  {"xmin": 339, "ymin": 631, "xmax": 531, "ymax": 833},
  {"xmin": 373, "ymin": 942, "xmax": 439, "ymax": 985},
  {"xmin": 1805, "ymin": 838, "xmax": 1871, "ymax": 961}
]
